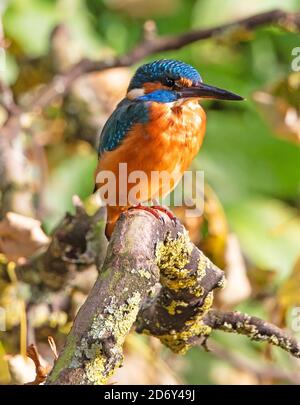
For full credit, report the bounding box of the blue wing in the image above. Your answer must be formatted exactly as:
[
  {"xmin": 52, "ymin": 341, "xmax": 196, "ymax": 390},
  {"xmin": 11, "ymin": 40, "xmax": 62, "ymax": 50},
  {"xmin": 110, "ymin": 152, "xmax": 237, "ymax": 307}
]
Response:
[{"xmin": 98, "ymin": 98, "xmax": 149, "ymax": 156}]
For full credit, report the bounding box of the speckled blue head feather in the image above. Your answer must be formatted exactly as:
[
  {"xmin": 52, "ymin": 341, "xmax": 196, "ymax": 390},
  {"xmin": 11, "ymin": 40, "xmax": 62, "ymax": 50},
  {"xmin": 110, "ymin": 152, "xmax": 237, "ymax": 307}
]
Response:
[{"xmin": 128, "ymin": 59, "xmax": 202, "ymax": 90}]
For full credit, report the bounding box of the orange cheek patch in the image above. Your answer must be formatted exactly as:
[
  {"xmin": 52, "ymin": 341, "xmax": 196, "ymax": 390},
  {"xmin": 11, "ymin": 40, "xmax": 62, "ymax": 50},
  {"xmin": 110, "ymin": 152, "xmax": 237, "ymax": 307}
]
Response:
[
  {"xmin": 143, "ymin": 82, "xmax": 169, "ymax": 93},
  {"xmin": 178, "ymin": 78, "xmax": 193, "ymax": 88}
]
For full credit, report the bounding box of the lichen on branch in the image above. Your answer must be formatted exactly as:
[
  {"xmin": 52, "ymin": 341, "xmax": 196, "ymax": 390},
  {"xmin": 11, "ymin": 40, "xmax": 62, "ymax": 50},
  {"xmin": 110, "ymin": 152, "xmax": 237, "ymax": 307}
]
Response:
[
  {"xmin": 136, "ymin": 230, "xmax": 225, "ymax": 354},
  {"xmin": 203, "ymin": 309, "xmax": 300, "ymax": 358},
  {"xmin": 47, "ymin": 211, "xmax": 163, "ymax": 385}
]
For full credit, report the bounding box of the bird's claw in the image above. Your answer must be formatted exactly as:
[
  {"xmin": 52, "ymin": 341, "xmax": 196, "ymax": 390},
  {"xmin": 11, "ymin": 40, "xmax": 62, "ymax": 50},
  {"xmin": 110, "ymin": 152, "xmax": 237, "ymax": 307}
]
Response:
[
  {"xmin": 151, "ymin": 205, "xmax": 178, "ymax": 227},
  {"xmin": 171, "ymin": 216, "xmax": 178, "ymax": 227},
  {"xmin": 159, "ymin": 215, "xmax": 165, "ymax": 225},
  {"xmin": 127, "ymin": 204, "xmax": 177, "ymax": 227}
]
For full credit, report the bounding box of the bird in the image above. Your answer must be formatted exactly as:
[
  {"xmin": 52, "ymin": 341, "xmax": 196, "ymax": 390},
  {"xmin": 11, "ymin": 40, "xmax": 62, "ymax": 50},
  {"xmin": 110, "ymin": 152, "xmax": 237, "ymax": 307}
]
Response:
[{"xmin": 94, "ymin": 59, "xmax": 243, "ymax": 239}]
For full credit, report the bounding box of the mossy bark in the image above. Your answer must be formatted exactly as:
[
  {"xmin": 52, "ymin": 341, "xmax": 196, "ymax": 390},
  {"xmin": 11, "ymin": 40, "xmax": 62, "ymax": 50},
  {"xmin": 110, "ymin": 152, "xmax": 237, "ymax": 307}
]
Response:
[{"xmin": 47, "ymin": 211, "xmax": 163, "ymax": 384}]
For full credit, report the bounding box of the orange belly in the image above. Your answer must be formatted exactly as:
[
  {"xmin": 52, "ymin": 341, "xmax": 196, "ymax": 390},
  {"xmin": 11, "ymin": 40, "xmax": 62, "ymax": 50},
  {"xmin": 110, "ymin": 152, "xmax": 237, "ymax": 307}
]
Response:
[{"xmin": 95, "ymin": 98, "xmax": 206, "ymax": 237}]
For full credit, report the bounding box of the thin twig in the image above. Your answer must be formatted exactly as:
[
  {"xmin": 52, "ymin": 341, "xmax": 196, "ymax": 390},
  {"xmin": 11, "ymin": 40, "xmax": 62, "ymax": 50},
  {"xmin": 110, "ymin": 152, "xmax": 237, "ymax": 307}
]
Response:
[
  {"xmin": 1, "ymin": 9, "xmax": 299, "ymax": 128},
  {"xmin": 23, "ymin": 9, "xmax": 300, "ymax": 112},
  {"xmin": 0, "ymin": 80, "xmax": 20, "ymax": 115},
  {"xmin": 203, "ymin": 309, "xmax": 300, "ymax": 358}
]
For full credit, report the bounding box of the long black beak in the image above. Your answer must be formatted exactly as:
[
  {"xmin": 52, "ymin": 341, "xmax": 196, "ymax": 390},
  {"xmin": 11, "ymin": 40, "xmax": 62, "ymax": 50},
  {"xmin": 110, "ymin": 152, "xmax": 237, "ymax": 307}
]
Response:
[{"xmin": 178, "ymin": 82, "xmax": 244, "ymax": 101}]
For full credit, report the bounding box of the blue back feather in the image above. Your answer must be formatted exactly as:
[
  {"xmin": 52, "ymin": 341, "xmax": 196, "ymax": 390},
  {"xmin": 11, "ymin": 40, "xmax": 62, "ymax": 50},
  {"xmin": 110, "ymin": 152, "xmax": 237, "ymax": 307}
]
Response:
[{"xmin": 98, "ymin": 99, "xmax": 149, "ymax": 155}]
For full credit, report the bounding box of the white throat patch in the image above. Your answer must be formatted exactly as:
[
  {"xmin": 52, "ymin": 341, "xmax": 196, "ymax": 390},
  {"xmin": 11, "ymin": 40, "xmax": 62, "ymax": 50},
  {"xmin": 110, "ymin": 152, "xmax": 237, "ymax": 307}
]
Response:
[{"xmin": 127, "ymin": 88, "xmax": 145, "ymax": 100}]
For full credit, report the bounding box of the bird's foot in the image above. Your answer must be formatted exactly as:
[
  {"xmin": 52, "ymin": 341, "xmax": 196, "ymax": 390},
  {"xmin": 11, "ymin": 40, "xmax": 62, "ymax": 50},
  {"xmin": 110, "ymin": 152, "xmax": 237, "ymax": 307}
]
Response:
[
  {"xmin": 151, "ymin": 205, "xmax": 178, "ymax": 226},
  {"xmin": 128, "ymin": 204, "xmax": 177, "ymax": 226},
  {"xmin": 128, "ymin": 203, "xmax": 164, "ymax": 223}
]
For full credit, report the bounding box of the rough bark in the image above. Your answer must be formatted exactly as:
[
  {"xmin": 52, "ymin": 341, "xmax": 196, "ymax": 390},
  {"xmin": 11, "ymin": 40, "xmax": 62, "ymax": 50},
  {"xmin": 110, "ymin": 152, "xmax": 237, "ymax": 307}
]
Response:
[{"xmin": 47, "ymin": 211, "xmax": 163, "ymax": 384}]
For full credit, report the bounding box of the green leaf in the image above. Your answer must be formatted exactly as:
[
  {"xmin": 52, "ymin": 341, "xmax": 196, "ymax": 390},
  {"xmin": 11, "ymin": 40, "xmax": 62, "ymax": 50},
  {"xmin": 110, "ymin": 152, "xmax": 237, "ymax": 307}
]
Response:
[
  {"xmin": 196, "ymin": 108, "xmax": 300, "ymax": 203},
  {"xmin": 226, "ymin": 198, "xmax": 300, "ymax": 279}
]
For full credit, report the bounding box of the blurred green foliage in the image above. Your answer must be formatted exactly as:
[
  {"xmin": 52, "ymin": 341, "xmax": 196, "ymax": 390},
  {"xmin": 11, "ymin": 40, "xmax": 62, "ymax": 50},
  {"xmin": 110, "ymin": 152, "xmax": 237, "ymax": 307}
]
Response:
[{"xmin": 1, "ymin": 0, "xmax": 300, "ymax": 385}]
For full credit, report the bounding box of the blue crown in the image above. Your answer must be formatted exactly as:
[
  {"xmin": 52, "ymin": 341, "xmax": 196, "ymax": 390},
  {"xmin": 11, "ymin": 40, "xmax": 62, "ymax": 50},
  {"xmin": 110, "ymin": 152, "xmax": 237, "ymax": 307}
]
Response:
[{"xmin": 128, "ymin": 59, "xmax": 202, "ymax": 90}]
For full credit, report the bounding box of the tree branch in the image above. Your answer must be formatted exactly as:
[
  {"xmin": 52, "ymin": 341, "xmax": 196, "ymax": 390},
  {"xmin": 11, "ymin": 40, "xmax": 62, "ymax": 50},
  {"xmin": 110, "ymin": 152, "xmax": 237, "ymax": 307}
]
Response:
[
  {"xmin": 1, "ymin": 8, "xmax": 299, "ymax": 384},
  {"xmin": 9, "ymin": 8, "xmax": 300, "ymax": 113},
  {"xmin": 0, "ymin": 80, "xmax": 20, "ymax": 115},
  {"xmin": 46, "ymin": 211, "xmax": 164, "ymax": 384},
  {"xmin": 135, "ymin": 231, "xmax": 225, "ymax": 354},
  {"xmin": 203, "ymin": 309, "xmax": 300, "ymax": 358}
]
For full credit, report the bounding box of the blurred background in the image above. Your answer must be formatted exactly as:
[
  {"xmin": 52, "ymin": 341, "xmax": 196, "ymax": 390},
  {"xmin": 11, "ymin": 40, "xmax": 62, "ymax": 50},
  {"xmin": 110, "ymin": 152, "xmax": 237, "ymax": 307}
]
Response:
[{"xmin": 0, "ymin": 0, "xmax": 300, "ymax": 385}]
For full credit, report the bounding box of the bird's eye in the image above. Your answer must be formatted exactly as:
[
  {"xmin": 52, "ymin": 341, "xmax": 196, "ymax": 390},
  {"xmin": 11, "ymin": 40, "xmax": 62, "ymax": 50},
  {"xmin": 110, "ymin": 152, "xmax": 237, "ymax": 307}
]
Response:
[{"xmin": 163, "ymin": 77, "xmax": 175, "ymax": 87}]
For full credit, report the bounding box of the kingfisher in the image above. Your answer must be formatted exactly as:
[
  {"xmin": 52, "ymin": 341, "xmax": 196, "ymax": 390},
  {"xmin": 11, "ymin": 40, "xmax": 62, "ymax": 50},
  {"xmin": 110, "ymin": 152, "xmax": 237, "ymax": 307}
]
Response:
[{"xmin": 95, "ymin": 59, "xmax": 243, "ymax": 238}]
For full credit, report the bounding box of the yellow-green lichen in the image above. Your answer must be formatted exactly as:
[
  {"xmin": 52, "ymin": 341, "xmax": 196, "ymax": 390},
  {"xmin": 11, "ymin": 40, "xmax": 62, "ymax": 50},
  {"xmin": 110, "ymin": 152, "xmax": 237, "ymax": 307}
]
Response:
[
  {"xmin": 161, "ymin": 275, "xmax": 196, "ymax": 290},
  {"xmin": 164, "ymin": 300, "xmax": 188, "ymax": 315},
  {"xmin": 90, "ymin": 291, "xmax": 141, "ymax": 346},
  {"xmin": 78, "ymin": 291, "xmax": 142, "ymax": 384},
  {"xmin": 85, "ymin": 356, "xmax": 107, "ymax": 385},
  {"xmin": 197, "ymin": 253, "xmax": 208, "ymax": 281},
  {"xmin": 200, "ymin": 292, "xmax": 214, "ymax": 313},
  {"xmin": 130, "ymin": 268, "xmax": 152, "ymax": 280},
  {"xmin": 152, "ymin": 230, "xmax": 226, "ymax": 356},
  {"xmin": 157, "ymin": 292, "xmax": 214, "ymax": 354},
  {"xmin": 156, "ymin": 232, "xmax": 197, "ymax": 291},
  {"xmin": 193, "ymin": 285, "xmax": 204, "ymax": 297},
  {"xmin": 156, "ymin": 232, "xmax": 192, "ymax": 274},
  {"xmin": 138, "ymin": 268, "xmax": 152, "ymax": 279},
  {"xmin": 160, "ymin": 254, "xmax": 209, "ymax": 295},
  {"xmin": 217, "ymin": 275, "xmax": 227, "ymax": 289},
  {"xmin": 159, "ymin": 320, "xmax": 212, "ymax": 354}
]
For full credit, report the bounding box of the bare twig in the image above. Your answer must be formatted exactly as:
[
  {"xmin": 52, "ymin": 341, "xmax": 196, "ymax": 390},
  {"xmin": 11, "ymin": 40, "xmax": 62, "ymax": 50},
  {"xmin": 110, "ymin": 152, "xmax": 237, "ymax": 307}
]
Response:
[
  {"xmin": 0, "ymin": 80, "xmax": 20, "ymax": 115},
  {"xmin": 26, "ymin": 344, "xmax": 50, "ymax": 385},
  {"xmin": 203, "ymin": 310, "xmax": 300, "ymax": 358}
]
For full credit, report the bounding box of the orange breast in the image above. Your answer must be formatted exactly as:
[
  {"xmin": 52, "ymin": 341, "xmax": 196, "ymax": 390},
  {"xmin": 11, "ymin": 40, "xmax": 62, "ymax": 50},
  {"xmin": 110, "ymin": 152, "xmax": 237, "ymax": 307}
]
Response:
[
  {"xmin": 146, "ymin": 98, "xmax": 206, "ymax": 197},
  {"xmin": 95, "ymin": 98, "xmax": 206, "ymax": 235}
]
